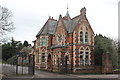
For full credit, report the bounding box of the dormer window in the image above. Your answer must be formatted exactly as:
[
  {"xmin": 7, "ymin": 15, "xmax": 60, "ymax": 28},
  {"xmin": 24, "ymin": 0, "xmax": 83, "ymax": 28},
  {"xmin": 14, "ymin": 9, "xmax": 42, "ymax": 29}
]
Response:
[{"xmin": 42, "ymin": 37, "xmax": 47, "ymax": 46}]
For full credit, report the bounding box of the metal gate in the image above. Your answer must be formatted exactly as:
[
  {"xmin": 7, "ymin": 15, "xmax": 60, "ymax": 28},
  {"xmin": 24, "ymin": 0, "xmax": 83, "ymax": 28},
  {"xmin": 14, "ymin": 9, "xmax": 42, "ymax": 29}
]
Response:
[{"xmin": 16, "ymin": 53, "xmax": 35, "ymax": 75}]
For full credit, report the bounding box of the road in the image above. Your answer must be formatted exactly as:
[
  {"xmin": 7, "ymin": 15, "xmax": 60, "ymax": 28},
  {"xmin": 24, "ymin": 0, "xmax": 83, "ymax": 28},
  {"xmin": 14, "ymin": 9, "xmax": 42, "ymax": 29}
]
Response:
[
  {"xmin": 34, "ymin": 70, "xmax": 119, "ymax": 78},
  {"xmin": 4, "ymin": 70, "xmax": 118, "ymax": 79},
  {"xmin": 1, "ymin": 64, "xmax": 120, "ymax": 80},
  {"xmin": 34, "ymin": 70, "xmax": 77, "ymax": 78}
]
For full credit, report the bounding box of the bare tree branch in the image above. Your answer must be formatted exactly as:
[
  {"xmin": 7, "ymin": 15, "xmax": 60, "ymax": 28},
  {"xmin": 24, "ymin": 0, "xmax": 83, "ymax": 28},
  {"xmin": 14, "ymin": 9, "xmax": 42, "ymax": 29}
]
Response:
[
  {"xmin": 0, "ymin": 6, "xmax": 15, "ymax": 35},
  {"xmin": 0, "ymin": 6, "xmax": 15, "ymax": 43}
]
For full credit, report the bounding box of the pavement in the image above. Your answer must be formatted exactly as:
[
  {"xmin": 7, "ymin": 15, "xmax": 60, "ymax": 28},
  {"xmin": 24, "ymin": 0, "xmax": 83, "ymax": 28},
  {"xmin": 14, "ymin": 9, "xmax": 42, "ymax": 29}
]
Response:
[
  {"xmin": 34, "ymin": 70, "xmax": 120, "ymax": 78},
  {"xmin": 1, "ymin": 70, "xmax": 120, "ymax": 80},
  {"xmin": 0, "ymin": 64, "xmax": 120, "ymax": 80},
  {"xmin": 34, "ymin": 70, "xmax": 120, "ymax": 80}
]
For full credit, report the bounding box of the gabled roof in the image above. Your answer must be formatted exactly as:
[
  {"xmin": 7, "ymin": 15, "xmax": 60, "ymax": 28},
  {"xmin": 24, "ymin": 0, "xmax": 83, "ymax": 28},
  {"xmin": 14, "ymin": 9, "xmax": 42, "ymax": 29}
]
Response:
[
  {"xmin": 85, "ymin": 16, "xmax": 94, "ymax": 34},
  {"xmin": 36, "ymin": 19, "xmax": 57, "ymax": 37},
  {"xmin": 36, "ymin": 7, "xmax": 94, "ymax": 37},
  {"xmin": 55, "ymin": 14, "xmax": 68, "ymax": 34},
  {"xmin": 62, "ymin": 15, "xmax": 82, "ymax": 33}
]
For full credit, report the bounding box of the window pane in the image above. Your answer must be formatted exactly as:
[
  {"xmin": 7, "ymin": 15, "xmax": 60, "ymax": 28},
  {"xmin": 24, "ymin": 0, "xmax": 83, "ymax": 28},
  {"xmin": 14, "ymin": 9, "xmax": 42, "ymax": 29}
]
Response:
[
  {"xmin": 86, "ymin": 52, "xmax": 89, "ymax": 55},
  {"xmin": 42, "ymin": 37, "xmax": 46, "ymax": 46},
  {"xmin": 80, "ymin": 55, "xmax": 84, "ymax": 64},
  {"xmin": 85, "ymin": 55, "xmax": 89, "ymax": 64},
  {"xmin": 85, "ymin": 58, "xmax": 89, "ymax": 64},
  {"xmin": 41, "ymin": 53, "xmax": 45, "ymax": 62},
  {"xmin": 80, "ymin": 31, "xmax": 83, "ymax": 43},
  {"xmin": 85, "ymin": 32, "xmax": 88, "ymax": 43},
  {"xmin": 80, "ymin": 52, "xmax": 83, "ymax": 54}
]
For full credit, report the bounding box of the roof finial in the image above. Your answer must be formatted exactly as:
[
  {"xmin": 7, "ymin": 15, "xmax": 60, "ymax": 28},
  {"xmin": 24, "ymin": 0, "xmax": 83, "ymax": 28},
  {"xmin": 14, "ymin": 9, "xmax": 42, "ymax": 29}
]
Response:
[
  {"xmin": 63, "ymin": 3, "xmax": 71, "ymax": 20},
  {"xmin": 66, "ymin": 3, "xmax": 69, "ymax": 17},
  {"xmin": 67, "ymin": 3, "xmax": 68, "ymax": 10}
]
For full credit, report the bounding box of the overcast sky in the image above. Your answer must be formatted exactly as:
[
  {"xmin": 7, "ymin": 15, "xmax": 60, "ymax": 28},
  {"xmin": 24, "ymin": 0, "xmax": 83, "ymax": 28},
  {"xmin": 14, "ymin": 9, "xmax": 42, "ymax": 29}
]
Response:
[{"xmin": 0, "ymin": 0, "xmax": 119, "ymax": 45}]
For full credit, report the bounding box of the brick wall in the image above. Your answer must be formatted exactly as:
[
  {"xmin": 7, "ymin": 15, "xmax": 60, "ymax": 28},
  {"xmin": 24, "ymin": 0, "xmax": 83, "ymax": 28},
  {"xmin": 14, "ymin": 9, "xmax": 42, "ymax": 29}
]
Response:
[{"xmin": 102, "ymin": 53, "xmax": 113, "ymax": 73}]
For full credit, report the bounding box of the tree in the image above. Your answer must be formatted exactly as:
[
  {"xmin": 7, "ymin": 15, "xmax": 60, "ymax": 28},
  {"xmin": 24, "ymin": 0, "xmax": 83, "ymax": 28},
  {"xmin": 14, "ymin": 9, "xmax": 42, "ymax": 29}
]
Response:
[
  {"xmin": 23, "ymin": 40, "xmax": 29, "ymax": 47},
  {"xmin": 0, "ymin": 6, "xmax": 15, "ymax": 43},
  {"xmin": 118, "ymin": 41, "xmax": 120, "ymax": 68},
  {"xmin": 2, "ymin": 38, "xmax": 32, "ymax": 62},
  {"xmin": 2, "ymin": 38, "xmax": 23, "ymax": 61},
  {"xmin": 94, "ymin": 34, "xmax": 118, "ymax": 68}
]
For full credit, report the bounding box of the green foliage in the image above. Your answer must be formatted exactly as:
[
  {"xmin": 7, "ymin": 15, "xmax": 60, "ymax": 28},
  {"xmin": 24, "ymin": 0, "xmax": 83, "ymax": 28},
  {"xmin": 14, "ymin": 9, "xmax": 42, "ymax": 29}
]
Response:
[
  {"xmin": 2, "ymin": 38, "xmax": 31, "ymax": 63},
  {"xmin": 7, "ymin": 56, "xmax": 17, "ymax": 65},
  {"xmin": 94, "ymin": 34, "xmax": 118, "ymax": 68},
  {"xmin": 2, "ymin": 38, "xmax": 22, "ymax": 61},
  {"xmin": 118, "ymin": 42, "xmax": 120, "ymax": 68},
  {"xmin": 23, "ymin": 40, "xmax": 29, "ymax": 47}
]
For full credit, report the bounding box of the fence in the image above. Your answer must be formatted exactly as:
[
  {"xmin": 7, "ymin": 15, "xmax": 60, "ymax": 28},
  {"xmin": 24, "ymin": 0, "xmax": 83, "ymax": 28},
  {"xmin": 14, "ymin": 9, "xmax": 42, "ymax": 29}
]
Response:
[
  {"xmin": 2, "ymin": 64, "xmax": 16, "ymax": 76},
  {"xmin": 2, "ymin": 54, "xmax": 35, "ymax": 76},
  {"xmin": 16, "ymin": 54, "xmax": 35, "ymax": 75}
]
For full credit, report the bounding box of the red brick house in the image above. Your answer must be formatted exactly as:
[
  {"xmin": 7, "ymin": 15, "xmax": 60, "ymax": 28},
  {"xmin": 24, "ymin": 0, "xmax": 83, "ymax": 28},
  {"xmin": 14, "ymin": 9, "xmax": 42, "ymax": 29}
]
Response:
[{"xmin": 33, "ymin": 7, "xmax": 95, "ymax": 73}]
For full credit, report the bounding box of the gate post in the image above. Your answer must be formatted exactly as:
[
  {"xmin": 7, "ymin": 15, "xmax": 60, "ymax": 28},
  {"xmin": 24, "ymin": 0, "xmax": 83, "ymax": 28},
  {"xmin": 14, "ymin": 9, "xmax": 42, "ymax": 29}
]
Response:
[
  {"xmin": 22, "ymin": 55, "xmax": 23, "ymax": 74},
  {"xmin": 16, "ymin": 56, "xmax": 18, "ymax": 75},
  {"xmin": 28, "ymin": 54, "xmax": 35, "ymax": 75}
]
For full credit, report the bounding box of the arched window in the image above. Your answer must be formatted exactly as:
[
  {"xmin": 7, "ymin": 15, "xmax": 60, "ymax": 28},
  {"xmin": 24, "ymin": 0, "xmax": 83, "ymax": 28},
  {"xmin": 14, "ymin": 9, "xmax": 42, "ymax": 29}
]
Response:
[
  {"xmin": 85, "ymin": 32, "xmax": 88, "ymax": 43},
  {"xmin": 80, "ymin": 55, "xmax": 84, "ymax": 65},
  {"xmin": 85, "ymin": 47, "xmax": 90, "ymax": 65},
  {"xmin": 79, "ymin": 46, "xmax": 84, "ymax": 65},
  {"xmin": 42, "ymin": 37, "xmax": 46, "ymax": 46},
  {"xmin": 80, "ymin": 31, "xmax": 83, "ymax": 43}
]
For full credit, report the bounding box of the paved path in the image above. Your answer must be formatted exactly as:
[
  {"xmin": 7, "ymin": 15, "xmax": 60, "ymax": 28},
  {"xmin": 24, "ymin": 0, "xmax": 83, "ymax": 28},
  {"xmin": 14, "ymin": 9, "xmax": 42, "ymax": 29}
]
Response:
[
  {"xmin": 34, "ymin": 70, "xmax": 119, "ymax": 79},
  {"xmin": 70, "ymin": 74, "xmax": 119, "ymax": 79},
  {"xmin": 1, "ymin": 65, "xmax": 120, "ymax": 80},
  {"xmin": 34, "ymin": 70, "xmax": 77, "ymax": 78}
]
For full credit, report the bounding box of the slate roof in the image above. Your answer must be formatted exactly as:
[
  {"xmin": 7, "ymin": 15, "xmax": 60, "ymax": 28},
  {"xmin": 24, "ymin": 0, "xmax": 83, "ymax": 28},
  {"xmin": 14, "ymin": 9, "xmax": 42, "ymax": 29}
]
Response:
[
  {"xmin": 36, "ymin": 10, "xmax": 93, "ymax": 37},
  {"xmin": 36, "ymin": 19, "xmax": 57, "ymax": 37},
  {"xmin": 63, "ymin": 15, "xmax": 82, "ymax": 33}
]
